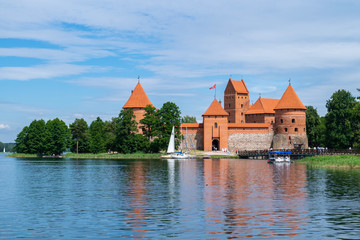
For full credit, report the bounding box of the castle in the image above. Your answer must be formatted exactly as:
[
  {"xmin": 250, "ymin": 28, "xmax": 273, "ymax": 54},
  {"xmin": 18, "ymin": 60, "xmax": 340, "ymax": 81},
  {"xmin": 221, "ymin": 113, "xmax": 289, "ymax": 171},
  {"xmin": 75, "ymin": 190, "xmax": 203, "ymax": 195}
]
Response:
[{"xmin": 123, "ymin": 78, "xmax": 308, "ymax": 151}]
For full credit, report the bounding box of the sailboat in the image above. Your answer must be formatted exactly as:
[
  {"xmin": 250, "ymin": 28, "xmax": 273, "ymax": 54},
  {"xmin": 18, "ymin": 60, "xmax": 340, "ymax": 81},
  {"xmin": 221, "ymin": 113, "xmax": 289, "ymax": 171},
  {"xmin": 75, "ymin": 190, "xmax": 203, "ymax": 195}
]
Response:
[
  {"xmin": 3, "ymin": 146, "xmax": 5, "ymax": 153},
  {"xmin": 161, "ymin": 126, "xmax": 193, "ymax": 159}
]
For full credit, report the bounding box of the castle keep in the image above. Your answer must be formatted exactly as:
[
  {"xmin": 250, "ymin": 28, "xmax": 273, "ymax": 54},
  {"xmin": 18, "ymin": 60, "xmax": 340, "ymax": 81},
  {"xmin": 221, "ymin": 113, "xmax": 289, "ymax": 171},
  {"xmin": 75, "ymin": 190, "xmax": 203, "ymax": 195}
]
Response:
[{"xmin": 124, "ymin": 79, "xmax": 308, "ymax": 151}]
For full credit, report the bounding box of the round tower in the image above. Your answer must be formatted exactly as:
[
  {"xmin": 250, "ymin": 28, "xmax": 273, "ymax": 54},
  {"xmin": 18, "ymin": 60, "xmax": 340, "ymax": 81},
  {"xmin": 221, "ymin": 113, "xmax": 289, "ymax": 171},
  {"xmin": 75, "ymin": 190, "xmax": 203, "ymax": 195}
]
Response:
[
  {"xmin": 273, "ymin": 84, "xmax": 308, "ymax": 149},
  {"xmin": 123, "ymin": 82, "xmax": 153, "ymax": 134}
]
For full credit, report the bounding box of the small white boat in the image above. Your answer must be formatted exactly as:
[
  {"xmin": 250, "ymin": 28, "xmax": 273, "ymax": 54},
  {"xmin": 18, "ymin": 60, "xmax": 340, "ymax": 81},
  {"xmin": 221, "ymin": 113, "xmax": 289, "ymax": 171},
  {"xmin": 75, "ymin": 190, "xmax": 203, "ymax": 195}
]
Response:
[
  {"xmin": 161, "ymin": 126, "xmax": 193, "ymax": 159},
  {"xmin": 268, "ymin": 151, "xmax": 291, "ymax": 163}
]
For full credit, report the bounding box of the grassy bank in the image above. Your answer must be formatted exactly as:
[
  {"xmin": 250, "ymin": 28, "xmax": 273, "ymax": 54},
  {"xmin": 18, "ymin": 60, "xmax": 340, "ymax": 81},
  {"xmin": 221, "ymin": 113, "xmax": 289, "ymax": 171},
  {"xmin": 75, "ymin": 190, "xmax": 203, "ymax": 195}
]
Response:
[
  {"xmin": 7, "ymin": 152, "xmax": 163, "ymax": 159},
  {"xmin": 298, "ymin": 155, "xmax": 360, "ymax": 168},
  {"xmin": 64, "ymin": 152, "xmax": 162, "ymax": 159},
  {"xmin": 7, "ymin": 153, "xmax": 39, "ymax": 158}
]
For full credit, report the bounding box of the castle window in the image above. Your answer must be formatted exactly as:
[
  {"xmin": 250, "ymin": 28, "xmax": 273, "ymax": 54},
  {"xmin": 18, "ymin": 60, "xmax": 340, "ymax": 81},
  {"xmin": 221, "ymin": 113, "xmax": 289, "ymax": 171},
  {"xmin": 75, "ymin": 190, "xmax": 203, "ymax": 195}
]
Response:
[
  {"xmin": 215, "ymin": 122, "xmax": 218, "ymax": 128},
  {"xmin": 241, "ymin": 104, "xmax": 243, "ymax": 108},
  {"xmin": 241, "ymin": 112, "xmax": 243, "ymax": 116},
  {"xmin": 245, "ymin": 97, "xmax": 247, "ymax": 99},
  {"xmin": 281, "ymin": 119, "xmax": 283, "ymax": 124},
  {"xmin": 271, "ymin": 121, "xmax": 273, "ymax": 124},
  {"xmin": 229, "ymin": 104, "xmax": 231, "ymax": 107},
  {"xmin": 241, "ymin": 97, "xmax": 243, "ymax": 99},
  {"xmin": 295, "ymin": 128, "xmax": 298, "ymax": 132},
  {"xmin": 285, "ymin": 128, "xmax": 288, "ymax": 132},
  {"xmin": 292, "ymin": 119, "xmax": 295, "ymax": 123}
]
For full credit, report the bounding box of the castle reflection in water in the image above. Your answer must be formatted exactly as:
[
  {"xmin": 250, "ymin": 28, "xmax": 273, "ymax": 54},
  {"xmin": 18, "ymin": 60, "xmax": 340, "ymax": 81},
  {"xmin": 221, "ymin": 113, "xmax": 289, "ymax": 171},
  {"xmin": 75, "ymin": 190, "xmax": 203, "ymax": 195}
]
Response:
[{"xmin": 124, "ymin": 159, "xmax": 308, "ymax": 239}]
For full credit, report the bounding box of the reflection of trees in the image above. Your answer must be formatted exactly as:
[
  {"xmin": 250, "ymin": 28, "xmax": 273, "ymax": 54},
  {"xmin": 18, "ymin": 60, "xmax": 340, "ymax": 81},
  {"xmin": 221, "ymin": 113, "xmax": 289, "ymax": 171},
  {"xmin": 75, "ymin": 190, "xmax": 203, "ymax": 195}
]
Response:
[{"xmin": 306, "ymin": 168, "xmax": 360, "ymax": 238}]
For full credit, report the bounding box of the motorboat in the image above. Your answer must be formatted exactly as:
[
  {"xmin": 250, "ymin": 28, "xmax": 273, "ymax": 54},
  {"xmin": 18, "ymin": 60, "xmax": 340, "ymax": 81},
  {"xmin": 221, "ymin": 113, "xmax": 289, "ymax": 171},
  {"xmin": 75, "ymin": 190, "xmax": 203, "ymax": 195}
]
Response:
[{"xmin": 268, "ymin": 151, "xmax": 291, "ymax": 163}]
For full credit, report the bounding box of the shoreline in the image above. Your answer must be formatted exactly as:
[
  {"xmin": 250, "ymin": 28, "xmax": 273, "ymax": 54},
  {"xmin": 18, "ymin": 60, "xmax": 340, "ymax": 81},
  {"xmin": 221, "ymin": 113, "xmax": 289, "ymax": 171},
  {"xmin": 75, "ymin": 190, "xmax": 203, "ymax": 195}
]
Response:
[
  {"xmin": 298, "ymin": 155, "xmax": 360, "ymax": 169},
  {"xmin": 6, "ymin": 151, "xmax": 239, "ymax": 160}
]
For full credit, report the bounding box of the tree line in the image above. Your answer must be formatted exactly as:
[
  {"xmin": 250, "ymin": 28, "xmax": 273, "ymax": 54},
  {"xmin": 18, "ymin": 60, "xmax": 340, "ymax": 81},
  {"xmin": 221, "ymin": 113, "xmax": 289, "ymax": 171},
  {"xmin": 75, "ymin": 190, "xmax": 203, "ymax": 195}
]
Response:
[
  {"xmin": 306, "ymin": 89, "xmax": 360, "ymax": 149},
  {"xmin": 14, "ymin": 101, "xmax": 193, "ymax": 155}
]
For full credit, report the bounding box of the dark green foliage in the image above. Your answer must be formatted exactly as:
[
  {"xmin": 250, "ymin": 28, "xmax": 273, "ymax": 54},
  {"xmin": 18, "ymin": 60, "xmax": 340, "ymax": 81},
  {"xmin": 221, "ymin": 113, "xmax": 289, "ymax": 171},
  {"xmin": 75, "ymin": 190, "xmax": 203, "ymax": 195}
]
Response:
[
  {"xmin": 115, "ymin": 109, "xmax": 140, "ymax": 154},
  {"xmin": 44, "ymin": 118, "xmax": 72, "ymax": 155},
  {"xmin": 89, "ymin": 117, "xmax": 106, "ymax": 154},
  {"xmin": 325, "ymin": 90, "xmax": 356, "ymax": 149},
  {"xmin": 181, "ymin": 115, "xmax": 197, "ymax": 123},
  {"xmin": 306, "ymin": 106, "xmax": 322, "ymax": 147},
  {"xmin": 69, "ymin": 118, "xmax": 90, "ymax": 153},
  {"xmin": 140, "ymin": 105, "xmax": 160, "ymax": 140},
  {"xmin": 14, "ymin": 126, "xmax": 29, "ymax": 153},
  {"xmin": 26, "ymin": 120, "xmax": 47, "ymax": 155},
  {"xmin": 104, "ymin": 118, "xmax": 117, "ymax": 152},
  {"xmin": 0, "ymin": 141, "xmax": 4, "ymax": 151},
  {"xmin": 352, "ymin": 90, "xmax": 360, "ymax": 149},
  {"xmin": 158, "ymin": 102, "xmax": 181, "ymax": 150}
]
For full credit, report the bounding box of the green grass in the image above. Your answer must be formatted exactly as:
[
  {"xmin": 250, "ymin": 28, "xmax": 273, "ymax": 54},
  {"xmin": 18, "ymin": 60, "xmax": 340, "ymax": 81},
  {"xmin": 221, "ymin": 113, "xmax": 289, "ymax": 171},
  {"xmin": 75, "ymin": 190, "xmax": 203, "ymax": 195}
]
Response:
[
  {"xmin": 7, "ymin": 153, "xmax": 39, "ymax": 158},
  {"xmin": 298, "ymin": 155, "xmax": 360, "ymax": 168},
  {"xmin": 63, "ymin": 152, "xmax": 162, "ymax": 159}
]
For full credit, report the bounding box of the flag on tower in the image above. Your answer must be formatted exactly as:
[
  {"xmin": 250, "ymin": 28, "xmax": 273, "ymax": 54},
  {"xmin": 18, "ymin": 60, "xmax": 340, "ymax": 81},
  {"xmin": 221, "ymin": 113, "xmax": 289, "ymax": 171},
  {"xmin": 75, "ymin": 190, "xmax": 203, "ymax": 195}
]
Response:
[{"xmin": 209, "ymin": 84, "xmax": 216, "ymax": 89}]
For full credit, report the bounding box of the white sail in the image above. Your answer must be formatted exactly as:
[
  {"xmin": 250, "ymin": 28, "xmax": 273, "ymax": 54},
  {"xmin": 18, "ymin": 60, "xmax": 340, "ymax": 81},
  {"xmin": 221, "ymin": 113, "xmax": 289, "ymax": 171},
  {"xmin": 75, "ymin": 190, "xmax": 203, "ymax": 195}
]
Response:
[
  {"xmin": 167, "ymin": 126, "xmax": 175, "ymax": 153},
  {"xmin": 3, "ymin": 146, "xmax": 5, "ymax": 153}
]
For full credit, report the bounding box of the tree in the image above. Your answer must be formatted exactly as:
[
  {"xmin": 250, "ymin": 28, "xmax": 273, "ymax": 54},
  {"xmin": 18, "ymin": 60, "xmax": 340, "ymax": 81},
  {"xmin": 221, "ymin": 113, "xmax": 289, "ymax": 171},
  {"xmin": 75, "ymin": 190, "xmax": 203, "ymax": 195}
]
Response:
[
  {"xmin": 104, "ymin": 118, "xmax": 117, "ymax": 152},
  {"xmin": 89, "ymin": 117, "xmax": 106, "ymax": 153},
  {"xmin": 325, "ymin": 90, "xmax": 356, "ymax": 149},
  {"xmin": 70, "ymin": 118, "xmax": 90, "ymax": 153},
  {"xmin": 14, "ymin": 126, "xmax": 29, "ymax": 153},
  {"xmin": 140, "ymin": 105, "xmax": 161, "ymax": 140},
  {"xmin": 306, "ymin": 106, "xmax": 322, "ymax": 147},
  {"xmin": 158, "ymin": 102, "xmax": 181, "ymax": 150},
  {"xmin": 352, "ymin": 89, "xmax": 360, "ymax": 149},
  {"xmin": 0, "ymin": 141, "xmax": 4, "ymax": 152},
  {"xmin": 45, "ymin": 118, "xmax": 72, "ymax": 155},
  {"xmin": 26, "ymin": 119, "xmax": 47, "ymax": 155},
  {"xmin": 181, "ymin": 115, "xmax": 197, "ymax": 123},
  {"xmin": 115, "ymin": 109, "xmax": 139, "ymax": 154}
]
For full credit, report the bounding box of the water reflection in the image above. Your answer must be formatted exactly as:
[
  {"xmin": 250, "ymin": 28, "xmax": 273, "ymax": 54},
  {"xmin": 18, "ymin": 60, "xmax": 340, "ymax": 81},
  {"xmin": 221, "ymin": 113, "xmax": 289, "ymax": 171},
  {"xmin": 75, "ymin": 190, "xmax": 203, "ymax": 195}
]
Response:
[
  {"xmin": 2, "ymin": 155, "xmax": 360, "ymax": 239},
  {"xmin": 202, "ymin": 159, "xmax": 308, "ymax": 238}
]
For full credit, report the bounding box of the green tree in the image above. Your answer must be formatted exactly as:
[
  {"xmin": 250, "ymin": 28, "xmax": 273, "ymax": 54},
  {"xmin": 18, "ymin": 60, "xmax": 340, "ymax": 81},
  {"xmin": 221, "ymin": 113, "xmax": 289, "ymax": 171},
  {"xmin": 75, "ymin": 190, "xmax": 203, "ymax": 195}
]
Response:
[
  {"xmin": 325, "ymin": 90, "xmax": 356, "ymax": 149},
  {"xmin": 158, "ymin": 102, "xmax": 181, "ymax": 150},
  {"xmin": 306, "ymin": 106, "xmax": 322, "ymax": 147},
  {"xmin": 181, "ymin": 115, "xmax": 197, "ymax": 123},
  {"xmin": 352, "ymin": 89, "xmax": 360, "ymax": 149},
  {"xmin": 89, "ymin": 117, "xmax": 106, "ymax": 153},
  {"xmin": 115, "ymin": 109, "xmax": 139, "ymax": 154},
  {"xmin": 104, "ymin": 118, "xmax": 117, "ymax": 152},
  {"xmin": 26, "ymin": 119, "xmax": 47, "ymax": 155},
  {"xmin": 69, "ymin": 118, "xmax": 90, "ymax": 153},
  {"xmin": 45, "ymin": 118, "xmax": 72, "ymax": 155},
  {"xmin": 14, "ymin": 126, "xmax": 29, "ymax": 153},
  {"xmin": 140, "ymin": 105, "xmax": 161, "ymax": 140},
  {"xmin": 0, "ymin": 141, "xmax": 4, "ymax": 152}
]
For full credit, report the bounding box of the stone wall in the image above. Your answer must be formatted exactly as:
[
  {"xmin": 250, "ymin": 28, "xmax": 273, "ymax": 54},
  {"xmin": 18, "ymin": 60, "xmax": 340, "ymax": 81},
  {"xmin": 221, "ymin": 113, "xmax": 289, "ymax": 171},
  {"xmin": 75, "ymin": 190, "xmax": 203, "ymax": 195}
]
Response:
[
  {"xmin": 182, "ymin": 132, "xmax": 204, "ymax": 150},
  {"xmin": 228, "ymin": 131, "xmax": 274, "ymax": 151},
  {"xmin": 272, "ymin": 133, "xmax": 308, "ymax": 149}
]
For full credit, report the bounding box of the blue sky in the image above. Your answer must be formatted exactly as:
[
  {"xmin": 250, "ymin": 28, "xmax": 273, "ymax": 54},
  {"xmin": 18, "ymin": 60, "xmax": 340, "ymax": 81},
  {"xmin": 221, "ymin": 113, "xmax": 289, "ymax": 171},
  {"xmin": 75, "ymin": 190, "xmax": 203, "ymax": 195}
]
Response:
[{"xmin": 1, "ymin": 0, "xmax": 360, "ymax": 142}]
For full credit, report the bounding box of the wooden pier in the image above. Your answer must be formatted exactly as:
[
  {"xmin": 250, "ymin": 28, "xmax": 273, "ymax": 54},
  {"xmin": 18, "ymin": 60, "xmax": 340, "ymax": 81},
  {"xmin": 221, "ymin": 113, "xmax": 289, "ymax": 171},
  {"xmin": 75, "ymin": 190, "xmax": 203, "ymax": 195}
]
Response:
[{"xmin": 238, "ymin": 149, "xmax": 360, "ymax": 160}]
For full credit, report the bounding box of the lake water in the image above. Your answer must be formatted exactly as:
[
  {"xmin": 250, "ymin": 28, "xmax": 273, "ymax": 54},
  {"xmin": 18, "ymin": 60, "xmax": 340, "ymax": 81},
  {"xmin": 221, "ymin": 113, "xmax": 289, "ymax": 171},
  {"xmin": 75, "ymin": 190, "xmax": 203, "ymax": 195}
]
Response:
[{"xmin": 1, "ymin": 153, "xmax": 360, "ymax": 239}]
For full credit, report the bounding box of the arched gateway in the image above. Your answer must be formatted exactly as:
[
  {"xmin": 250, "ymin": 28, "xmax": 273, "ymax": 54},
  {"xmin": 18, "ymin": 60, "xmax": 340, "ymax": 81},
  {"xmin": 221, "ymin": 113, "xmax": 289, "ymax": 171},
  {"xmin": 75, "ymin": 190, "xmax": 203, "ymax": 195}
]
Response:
[{"xmin": 212, "ymin": 139, "xmax": 219, "ymax": 151}]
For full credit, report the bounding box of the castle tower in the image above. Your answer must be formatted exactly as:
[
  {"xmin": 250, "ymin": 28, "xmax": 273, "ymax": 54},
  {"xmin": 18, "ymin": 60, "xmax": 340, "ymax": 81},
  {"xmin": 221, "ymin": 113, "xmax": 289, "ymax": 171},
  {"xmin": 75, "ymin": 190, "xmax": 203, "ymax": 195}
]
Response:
[
  {"xmin": 273, "ymin": 84, "xmax": 308, "ymax": 149},
  {"xmin": 202, "ymin": 99, "xmax": 229, "ymax": 151},
  {"xmin": 224, "ymin": 78, "xmax": 249, "ymax": 123},
  {"xmin": 123, "ymin": 82, "xmax": 153, "ymax": 133}
]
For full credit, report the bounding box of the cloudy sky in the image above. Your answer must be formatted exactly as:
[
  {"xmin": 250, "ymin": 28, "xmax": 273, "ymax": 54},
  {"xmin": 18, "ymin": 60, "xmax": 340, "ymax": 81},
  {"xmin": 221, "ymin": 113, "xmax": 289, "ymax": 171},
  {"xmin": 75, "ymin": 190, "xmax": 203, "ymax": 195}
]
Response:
[{"xmin": 1, "ymin": 0, "xmax": 359, "ymax": 142}]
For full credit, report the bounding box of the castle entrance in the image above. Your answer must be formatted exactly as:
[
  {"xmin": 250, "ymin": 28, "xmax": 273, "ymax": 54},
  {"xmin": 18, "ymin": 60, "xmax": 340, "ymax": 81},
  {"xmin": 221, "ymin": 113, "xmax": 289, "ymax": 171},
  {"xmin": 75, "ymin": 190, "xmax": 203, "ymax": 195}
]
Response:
[{"xmin": 212, "ymin": 139, "xmax": 219, "ymax": 151}]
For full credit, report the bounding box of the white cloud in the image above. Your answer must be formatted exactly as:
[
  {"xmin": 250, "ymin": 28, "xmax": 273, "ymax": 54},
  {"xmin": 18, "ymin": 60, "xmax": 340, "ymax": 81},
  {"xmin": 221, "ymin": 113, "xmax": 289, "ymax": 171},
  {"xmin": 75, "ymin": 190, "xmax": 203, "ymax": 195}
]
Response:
[
  {"xmin": 0, "ymin": 64, "xmax": 99, "ymax": 81},
  {"xmin": 0, "ymin": 124, "xmax": 10, "ymax": 129}
]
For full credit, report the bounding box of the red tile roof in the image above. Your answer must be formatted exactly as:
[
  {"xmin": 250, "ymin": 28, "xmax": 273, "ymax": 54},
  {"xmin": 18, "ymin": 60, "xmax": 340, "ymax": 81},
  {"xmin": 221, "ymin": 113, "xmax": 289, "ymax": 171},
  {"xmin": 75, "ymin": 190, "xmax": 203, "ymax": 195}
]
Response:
[
  {"xmin": 202, "ymin": 99, "xmax": 229, "ymax": 116},
  {"xmin": 123, "ymin": 82, "xmax": 153, "ymax": 109},
  {"xmin": 246, "ymin": 98, "xmax": 280, "ymax": 115},
  {"xmin": 274, "ymin": 85, "xmax": 306, "ymax": 110},
  {"xmin": 230, "ymin": 78, "xmax": 249, "ymax": 94}
]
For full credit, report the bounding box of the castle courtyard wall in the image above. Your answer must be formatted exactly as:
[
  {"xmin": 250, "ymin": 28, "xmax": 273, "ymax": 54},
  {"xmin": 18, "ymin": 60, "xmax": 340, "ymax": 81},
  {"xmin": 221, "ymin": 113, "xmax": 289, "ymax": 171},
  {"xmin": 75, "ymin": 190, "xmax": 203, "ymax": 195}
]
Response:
[{"xmin": 228, "ymin": 131, "xmax": 274, "ymax": 151}]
